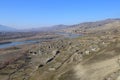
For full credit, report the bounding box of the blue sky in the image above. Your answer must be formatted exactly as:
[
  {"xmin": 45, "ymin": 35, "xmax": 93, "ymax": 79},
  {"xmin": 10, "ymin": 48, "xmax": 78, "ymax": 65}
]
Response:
[{"xmin": 0, "ymin": 0, "xmax": 120, "ymax": 29}]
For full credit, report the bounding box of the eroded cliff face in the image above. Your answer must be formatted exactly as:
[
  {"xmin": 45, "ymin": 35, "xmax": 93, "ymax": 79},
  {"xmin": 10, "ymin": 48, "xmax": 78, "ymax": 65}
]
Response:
[{"xmin": 1, "ymin": 32, "xmax": 120, "ymax": 80}]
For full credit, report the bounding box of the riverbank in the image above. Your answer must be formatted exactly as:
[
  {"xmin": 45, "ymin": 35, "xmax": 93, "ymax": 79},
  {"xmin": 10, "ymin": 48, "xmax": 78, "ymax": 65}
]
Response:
[
  {"xmin": 0, "ymin": 32, "xmax": 82, "ymax": 49},
  {"xmin": 0, "ymin": 32, "xmax": 64, "ymax": 49},
  {"xmin": 0, "ymin": 41, "xmax": 12, "ymax": 45}
]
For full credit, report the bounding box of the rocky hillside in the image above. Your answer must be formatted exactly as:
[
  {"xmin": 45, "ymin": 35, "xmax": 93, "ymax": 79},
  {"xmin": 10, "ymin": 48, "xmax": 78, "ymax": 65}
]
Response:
[{"xmin": 0, "ymin": 30, "xmax": 120, "ymax": 80}]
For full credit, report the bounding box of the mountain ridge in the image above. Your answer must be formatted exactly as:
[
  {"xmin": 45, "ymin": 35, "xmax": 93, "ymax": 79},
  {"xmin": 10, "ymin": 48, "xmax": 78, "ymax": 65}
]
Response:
[
  {"xmin": 1, "ymin": 18, "xmax": 120, "ymax": 32},
  {"xmin": 62, "ymin": 18, "xmax": 120, "ymax": 33},
  {"xmin": 0, "ymin": 24, "xmax": 16, "ymax": 32}
]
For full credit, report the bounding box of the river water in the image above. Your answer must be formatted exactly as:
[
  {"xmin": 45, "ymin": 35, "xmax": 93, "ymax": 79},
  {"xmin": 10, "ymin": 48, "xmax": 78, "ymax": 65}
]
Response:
[
  {"xmin": 0, "ymin": 40, "xmax": 38, "ymax": 49},
  {"xmin": 56, "ymin": 32, "xmax": 81, "ymax": 38},
  {"xmin": 0, "ymin": 32, "xmax": 81, "ymax": 49}
]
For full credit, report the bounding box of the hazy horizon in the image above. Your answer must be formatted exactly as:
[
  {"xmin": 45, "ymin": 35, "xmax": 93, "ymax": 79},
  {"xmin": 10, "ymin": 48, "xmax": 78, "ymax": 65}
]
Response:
[{"xmin": 0, "ymin": 0, "xmax": 120, "ymax": 29}]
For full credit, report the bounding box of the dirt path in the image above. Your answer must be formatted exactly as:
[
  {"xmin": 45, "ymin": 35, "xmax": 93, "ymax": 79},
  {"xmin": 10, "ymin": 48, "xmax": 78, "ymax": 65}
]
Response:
[{"xmin": 74, "ymin": 57, "xmax": 120, "ymax": 80}]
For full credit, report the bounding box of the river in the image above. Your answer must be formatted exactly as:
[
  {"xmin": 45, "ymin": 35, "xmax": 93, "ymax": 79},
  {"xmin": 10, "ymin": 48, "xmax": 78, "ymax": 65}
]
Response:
[{"xmin": 0, "ymin": 32, "xmax": 81, "ymax": 49}]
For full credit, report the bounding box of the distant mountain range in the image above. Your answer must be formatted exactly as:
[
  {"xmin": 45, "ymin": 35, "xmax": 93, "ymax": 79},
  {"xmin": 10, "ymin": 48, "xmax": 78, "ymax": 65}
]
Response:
[
  {"xmin": 24, "ymin": 24, "xmax": 68, "ymax": 32},
  {"xmin": 0, "ymin": 25, "xmax": 16, "ymax": 32},
  {"xmin": 62, "ymin": 18, "xmax": 120, "ymax": 33},
  {"xmin": 27, "ymin": 18, "xmax": 120, "ymax": 32},
  {"xmin": 1, "ymin": 18, "xmax": 120, "ymax": 32}
]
